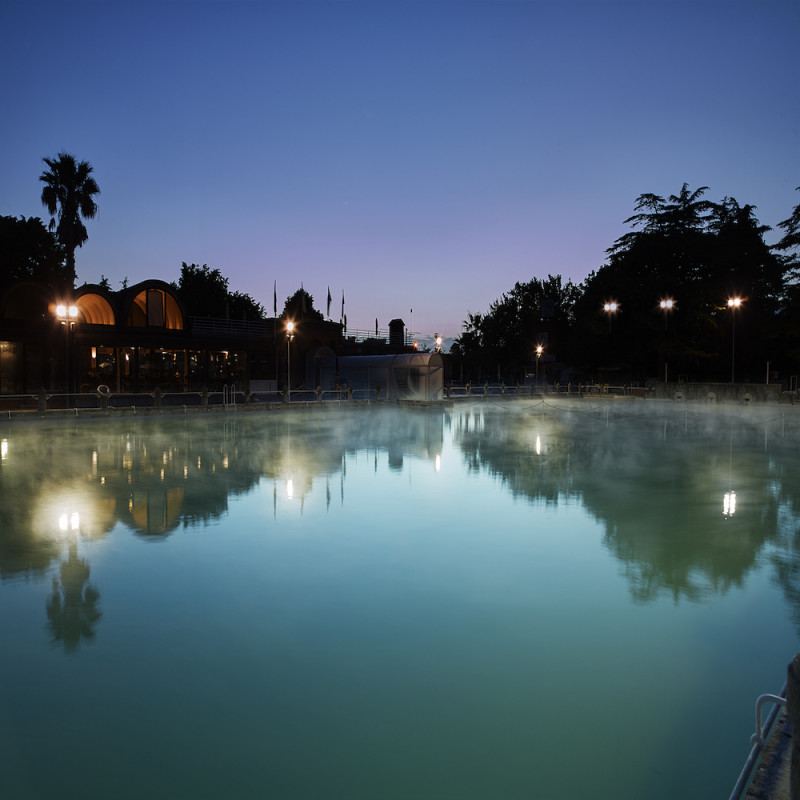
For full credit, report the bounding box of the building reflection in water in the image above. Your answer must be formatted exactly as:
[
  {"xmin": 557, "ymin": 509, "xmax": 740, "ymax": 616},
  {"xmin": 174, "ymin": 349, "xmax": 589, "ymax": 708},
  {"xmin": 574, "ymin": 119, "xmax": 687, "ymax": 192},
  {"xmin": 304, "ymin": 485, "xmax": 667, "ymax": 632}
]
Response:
[{"xmin": 0, "ymin": 409, "xmax": 446, "ymax": 646}]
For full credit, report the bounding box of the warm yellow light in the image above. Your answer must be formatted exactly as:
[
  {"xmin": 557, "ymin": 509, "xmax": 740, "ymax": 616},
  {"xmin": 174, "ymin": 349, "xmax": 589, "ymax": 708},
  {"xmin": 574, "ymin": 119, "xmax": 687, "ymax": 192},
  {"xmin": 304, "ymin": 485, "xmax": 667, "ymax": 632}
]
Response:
[
  {"xmin": 55, "ymin": 304, "xmax": 66, "ymax": 318},
  {"xmin": 603, "ymin": 301, "xmax": 619, "ymax": 313},
  {"xmin": 286, "ymin": 320, "xmax": 294, "ymax": 334},
  {"xmin": 69, "ymin": 305, "xmax": 78, "ymax": 319},
  {"xmin": 660, "ymin": 298, "xmax": 675, "ymax": 311},
  {"xmin": 536, "ymin": 345, "xmax": 543, "ymax": 357},
  {"xmin": 1, "ymin": 439, "xmax": 7, "ymax": 460},
  {"xmin": 728, "ymin": 297, "xmax": 742, "ymax": 309}
]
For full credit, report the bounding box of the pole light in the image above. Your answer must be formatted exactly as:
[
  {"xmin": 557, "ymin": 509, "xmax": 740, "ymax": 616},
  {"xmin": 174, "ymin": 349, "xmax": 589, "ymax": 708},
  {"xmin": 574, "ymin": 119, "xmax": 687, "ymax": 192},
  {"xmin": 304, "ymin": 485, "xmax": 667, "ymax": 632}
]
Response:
[
  {"xmin": 603, "ymin": 301, "xmax": 618, "ymax": 332},
  {"xmin": 659, "ymin": 298, "xmax": 675, "ymax": 329},
  {"xmin": 535, "ymin": 344, "xmax": 543, "ymax": 385},
  {"xmin": 434, "ymin": 333, "xmax": 442, "ymax": 353},
  {"xmin": 727, "ymin": 297, "xmax": 743, "ymax": 383},
  {"xmin": 56, "ymin": 303, "xmax": 78, "ymax": 406},
  {"xmin": 286, "ymin": 320, "xmax": 295, "ymax": 401}
]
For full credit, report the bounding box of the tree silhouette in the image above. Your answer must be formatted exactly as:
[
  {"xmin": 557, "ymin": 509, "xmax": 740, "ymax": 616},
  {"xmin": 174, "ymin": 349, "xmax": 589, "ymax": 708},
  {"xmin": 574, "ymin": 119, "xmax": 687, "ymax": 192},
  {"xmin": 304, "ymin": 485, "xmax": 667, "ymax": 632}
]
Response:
[
  {"xmin": 282, "ymin": 288, "xmax": 323, "ymax": 321},
  {"xmin": 39, "ymin": 152, "xmax": 100, "ymax": 288},
  {"xmin": 0, "ymin": 215, "xmax": 66, "ymax": 292}
]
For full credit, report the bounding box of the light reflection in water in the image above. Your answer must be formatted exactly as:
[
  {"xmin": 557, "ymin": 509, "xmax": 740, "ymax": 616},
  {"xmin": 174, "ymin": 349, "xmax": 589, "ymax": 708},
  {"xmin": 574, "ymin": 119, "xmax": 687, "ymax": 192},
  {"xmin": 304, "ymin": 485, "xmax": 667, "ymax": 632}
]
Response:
[{"xmin": 724, "ymin": 490, "xmax": 737, "ymax": 516}]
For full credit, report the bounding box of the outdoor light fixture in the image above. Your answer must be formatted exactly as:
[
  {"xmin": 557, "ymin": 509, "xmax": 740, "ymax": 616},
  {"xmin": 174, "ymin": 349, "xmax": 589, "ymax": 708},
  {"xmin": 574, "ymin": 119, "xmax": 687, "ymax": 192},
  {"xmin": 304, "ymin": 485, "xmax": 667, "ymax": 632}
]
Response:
[
  {"xmin": 286, "ymin": 320, "xmax": 295, "ymax": 401},
  {"xmin": 659, "ymin": 298, "xmax": 675, "ymax": 326},
  {"xmin": 56, "ymin": 304, "xmax": 78, "ymax": 323},
  {"xmin": 55, "ymin": 303, "xmax": 79, "ymax": 406},
  {"xmin": 603, "ymin": 301, "xmax": 618, "ymax": 332},
  {"xmin": 535, "ymin": 344, "xmax": 544, "ymax": 385},
  {"xmin": 727, "ymin": 297, "xmax": 744, "ymax": 383},
  {"xmin": 434, "ymin": 333, "xmax": 442, "ymax": 352}
]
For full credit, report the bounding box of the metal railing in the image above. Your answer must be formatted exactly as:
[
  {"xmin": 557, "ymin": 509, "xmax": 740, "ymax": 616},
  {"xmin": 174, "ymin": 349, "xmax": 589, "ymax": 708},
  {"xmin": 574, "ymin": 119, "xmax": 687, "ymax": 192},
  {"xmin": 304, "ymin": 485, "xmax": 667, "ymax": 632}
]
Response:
[
  {"xmin": 728, "ymin": 684, "xmax": 788, "ymax": 800},
  {"xmin": 189, "ymin": 317, "xmax": 270, "ymax": 336},
  {"xmin": 0, "ymin": 383, "xmax": 652, "ymax": 416}
]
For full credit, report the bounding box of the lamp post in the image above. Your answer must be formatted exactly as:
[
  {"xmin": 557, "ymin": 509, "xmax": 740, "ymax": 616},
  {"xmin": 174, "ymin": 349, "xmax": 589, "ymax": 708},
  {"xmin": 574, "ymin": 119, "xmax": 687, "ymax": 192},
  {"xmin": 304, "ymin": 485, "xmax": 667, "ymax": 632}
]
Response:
[
  {"xmin": 434, "ymin": 333, "xmax": 442, "ymax": 353},
  {"xmin": 56, "ymin": 303, "xmax": 78, "ymax": 407},
  {"xmin": 535, "ymin": 344, "xmax": 543, "ymax": 385},
  {"xmin": 659, "ymin": 298, "xmax": 675, "ymax": 330},
  {"xmin": 286, "ymin": 320, "xmax": 295, "ymax": 401},
  {"xmin": 603, "ymin": 301, "xmax": 618, "ymax": 332},
  {"xmin": 659, "ymin": 298, "xmax": 675, "ymax": 383},
  {"xmin": 727, "ymin": 297, "xmax": 742, "ymax": 383}
]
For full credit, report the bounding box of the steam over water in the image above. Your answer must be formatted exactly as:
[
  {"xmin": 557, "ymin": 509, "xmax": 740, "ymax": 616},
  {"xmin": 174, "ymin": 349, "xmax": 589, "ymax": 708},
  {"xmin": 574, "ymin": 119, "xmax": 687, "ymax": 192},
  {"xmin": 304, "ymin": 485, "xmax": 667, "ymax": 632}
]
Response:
[{"xmin": 1, "ymin": 400, "xmax": 798, "ymax": 799}]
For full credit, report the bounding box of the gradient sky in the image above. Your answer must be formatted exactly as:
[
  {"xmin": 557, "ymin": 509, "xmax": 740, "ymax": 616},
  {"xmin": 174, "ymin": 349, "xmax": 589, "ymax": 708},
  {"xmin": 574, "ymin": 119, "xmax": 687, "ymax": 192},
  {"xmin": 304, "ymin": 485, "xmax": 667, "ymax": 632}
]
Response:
[{"xmin": 2, "ymin": 0, "xmax": 798, "ymax": 340}]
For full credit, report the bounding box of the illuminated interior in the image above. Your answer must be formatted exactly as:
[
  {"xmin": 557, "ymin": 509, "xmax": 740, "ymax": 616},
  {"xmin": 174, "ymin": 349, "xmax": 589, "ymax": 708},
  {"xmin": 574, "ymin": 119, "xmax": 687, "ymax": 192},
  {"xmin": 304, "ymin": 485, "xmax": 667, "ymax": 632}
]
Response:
[
  {"xmin": 75, "ymin": 293, "xmax": 115, "ymax": 325},
  {"xmin": 127, "ymin": 288, "xmax": 183, "ymax": 329}
]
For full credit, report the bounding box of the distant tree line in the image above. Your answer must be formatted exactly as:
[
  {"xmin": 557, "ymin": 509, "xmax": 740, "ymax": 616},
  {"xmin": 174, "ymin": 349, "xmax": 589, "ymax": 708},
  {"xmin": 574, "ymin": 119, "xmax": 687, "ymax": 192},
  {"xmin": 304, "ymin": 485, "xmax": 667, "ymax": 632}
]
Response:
[
  {"xmin": 2, "ymin": 157, "xmax": 799, "ymax": 383},
  {"xmin": 453, "ymin": 184, "xmax": 800, "ymax": 385}
]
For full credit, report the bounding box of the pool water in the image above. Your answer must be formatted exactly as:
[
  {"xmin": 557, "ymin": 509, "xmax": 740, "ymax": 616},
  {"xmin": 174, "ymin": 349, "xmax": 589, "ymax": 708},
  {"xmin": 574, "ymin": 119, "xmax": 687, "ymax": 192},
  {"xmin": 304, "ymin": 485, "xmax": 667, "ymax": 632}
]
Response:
[{"xmin": 1, "ymin": 401, "xmax": 798, "ymax": 799}]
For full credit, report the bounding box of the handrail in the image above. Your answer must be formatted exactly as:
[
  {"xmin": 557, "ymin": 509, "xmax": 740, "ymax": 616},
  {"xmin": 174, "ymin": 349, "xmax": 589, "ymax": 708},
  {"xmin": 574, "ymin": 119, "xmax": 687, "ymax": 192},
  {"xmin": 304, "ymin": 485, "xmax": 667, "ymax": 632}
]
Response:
[{"xmin": 728, "ymin": 683, "xmax": 787, "ymax": 800}]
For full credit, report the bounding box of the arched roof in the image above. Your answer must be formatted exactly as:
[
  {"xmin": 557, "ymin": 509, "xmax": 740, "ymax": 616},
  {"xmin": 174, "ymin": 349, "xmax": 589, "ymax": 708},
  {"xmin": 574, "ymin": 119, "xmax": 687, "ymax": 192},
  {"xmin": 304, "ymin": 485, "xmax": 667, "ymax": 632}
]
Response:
[
  {"xmin": 75, "ymin": 285, "xmax": 116, "ymax": 325},
  {"xmin": 122, "ymin": 280, "xmax": 184, "ymax": 330}
]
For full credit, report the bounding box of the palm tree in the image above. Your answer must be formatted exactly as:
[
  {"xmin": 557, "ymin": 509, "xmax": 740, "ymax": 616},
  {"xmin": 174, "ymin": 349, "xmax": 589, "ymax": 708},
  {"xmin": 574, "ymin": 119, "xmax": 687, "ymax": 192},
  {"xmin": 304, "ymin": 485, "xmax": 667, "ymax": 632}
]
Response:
[{"xmin": 39, "ymin": 152, "xmax": 100, "ymax": 288}]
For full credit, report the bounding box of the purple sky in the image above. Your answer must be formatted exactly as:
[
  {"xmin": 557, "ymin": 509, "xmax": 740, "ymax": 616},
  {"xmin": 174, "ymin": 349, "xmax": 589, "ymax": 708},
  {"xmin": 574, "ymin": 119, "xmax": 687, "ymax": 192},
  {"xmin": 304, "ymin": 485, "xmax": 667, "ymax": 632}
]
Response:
[{"xmin": 2, "ymin": 0, "xmax": 798, "ymax": 340}]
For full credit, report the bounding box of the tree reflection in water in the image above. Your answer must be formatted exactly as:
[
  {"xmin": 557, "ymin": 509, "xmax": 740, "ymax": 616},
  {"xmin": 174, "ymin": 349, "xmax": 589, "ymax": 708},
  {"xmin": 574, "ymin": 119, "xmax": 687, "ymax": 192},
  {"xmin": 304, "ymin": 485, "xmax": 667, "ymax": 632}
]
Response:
[
  {"xmin": 46, "ymin": 540, "xmax": 102, "ymax": 652},
  {"xmin": 452, "ymin": 401, "xmax": 800, "ymax": 615}
]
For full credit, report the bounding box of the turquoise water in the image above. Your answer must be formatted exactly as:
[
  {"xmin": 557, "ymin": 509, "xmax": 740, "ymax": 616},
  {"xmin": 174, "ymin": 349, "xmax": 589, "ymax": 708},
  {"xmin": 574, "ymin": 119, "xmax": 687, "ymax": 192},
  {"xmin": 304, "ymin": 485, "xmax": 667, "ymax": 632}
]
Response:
[{"xmin": 1, "ymin": 401, "xmax": 798, "ymax": 799}]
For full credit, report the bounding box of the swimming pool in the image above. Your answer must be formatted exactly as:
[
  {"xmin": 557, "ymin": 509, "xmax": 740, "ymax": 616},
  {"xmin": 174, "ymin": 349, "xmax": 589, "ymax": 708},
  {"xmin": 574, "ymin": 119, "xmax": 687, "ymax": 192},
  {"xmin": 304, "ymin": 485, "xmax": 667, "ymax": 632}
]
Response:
[{"xmin": 1, "ymin": 400, "xmax": 798, "ymax": 799}]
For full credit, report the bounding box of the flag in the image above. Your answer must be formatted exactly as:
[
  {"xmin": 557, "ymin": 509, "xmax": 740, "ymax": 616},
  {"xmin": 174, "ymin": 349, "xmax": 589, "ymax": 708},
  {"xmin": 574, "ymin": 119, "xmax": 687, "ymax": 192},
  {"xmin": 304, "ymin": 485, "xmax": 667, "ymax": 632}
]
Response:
[
  {"xmin": 327, "ymin": 287, "xmax": 331, "ymax": 318},
  {"xmin": 273, "ymin": 280, "xmax": 277, "ymax": 315}
]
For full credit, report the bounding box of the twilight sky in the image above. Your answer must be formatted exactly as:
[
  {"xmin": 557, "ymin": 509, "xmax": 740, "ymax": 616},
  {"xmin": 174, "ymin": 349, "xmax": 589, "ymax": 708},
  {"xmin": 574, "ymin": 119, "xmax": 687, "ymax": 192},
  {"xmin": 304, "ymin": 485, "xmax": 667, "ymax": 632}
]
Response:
[{"xmin": 1, "ymin": 0, "xmax": 798, "ymax": 340}]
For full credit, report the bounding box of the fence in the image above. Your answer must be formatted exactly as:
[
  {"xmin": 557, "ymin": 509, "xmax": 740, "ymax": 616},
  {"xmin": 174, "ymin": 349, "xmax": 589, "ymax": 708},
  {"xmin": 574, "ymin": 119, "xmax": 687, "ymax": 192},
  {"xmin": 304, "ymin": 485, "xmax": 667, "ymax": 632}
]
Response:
[{"xmin": 0, "ymin": 382, "xmax": 648, "ymax": 416}]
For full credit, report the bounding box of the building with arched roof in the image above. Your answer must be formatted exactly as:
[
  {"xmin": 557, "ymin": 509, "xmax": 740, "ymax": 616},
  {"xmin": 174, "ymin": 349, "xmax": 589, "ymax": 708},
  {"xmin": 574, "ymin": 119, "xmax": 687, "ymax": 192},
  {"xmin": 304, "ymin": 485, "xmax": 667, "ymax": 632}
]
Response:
[{"xmin": 0, "ymin": 279, "xmax": 353, "ymax": 396}]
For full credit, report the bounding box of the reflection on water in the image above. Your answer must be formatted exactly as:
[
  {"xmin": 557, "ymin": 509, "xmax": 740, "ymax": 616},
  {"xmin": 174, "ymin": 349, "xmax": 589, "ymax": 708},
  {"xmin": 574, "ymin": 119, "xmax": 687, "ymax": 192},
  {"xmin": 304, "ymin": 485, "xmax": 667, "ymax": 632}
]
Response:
[
  {"xmin": 46, "ymin": 539, "xmax": 102, "ymax": 652},
  {"xmin": 1, "ymin": 404, "xmax": 800, "ymax": 627},
  {"xmin": 1, "ymin": 402, "xmax": 800, "ymax": 799},
  {"xmin": 453, "ymin": 402, "xmax": 800, "ymax": 607}
]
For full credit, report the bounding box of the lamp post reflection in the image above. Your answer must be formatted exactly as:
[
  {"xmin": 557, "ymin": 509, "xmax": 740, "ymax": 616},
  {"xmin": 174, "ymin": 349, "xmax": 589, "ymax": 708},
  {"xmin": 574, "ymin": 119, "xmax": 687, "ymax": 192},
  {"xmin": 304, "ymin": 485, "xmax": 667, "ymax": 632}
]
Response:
[
  {"xmin": 723, "ymin": 428, "xmax": 736, "ymax": 517},
  {"xmin": 48, "ymin": 509, "xmax": 102, "ymax": 651}
]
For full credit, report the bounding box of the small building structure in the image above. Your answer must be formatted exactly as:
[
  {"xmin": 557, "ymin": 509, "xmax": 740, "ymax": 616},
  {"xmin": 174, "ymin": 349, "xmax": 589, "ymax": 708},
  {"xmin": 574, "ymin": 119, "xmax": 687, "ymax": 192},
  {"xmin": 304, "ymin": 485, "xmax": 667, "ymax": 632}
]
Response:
[{"xmin": 319, "ymin": 352, "xmax": 445, "ymax": 401}]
